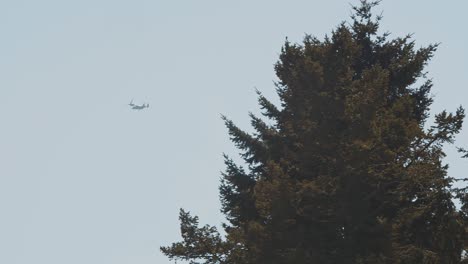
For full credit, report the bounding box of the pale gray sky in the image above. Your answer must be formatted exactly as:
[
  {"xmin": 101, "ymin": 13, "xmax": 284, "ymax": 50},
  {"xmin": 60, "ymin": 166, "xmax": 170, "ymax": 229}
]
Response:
[{"xmin": 0, "ymin": 1, "xmax": 467, "ymax": 263}]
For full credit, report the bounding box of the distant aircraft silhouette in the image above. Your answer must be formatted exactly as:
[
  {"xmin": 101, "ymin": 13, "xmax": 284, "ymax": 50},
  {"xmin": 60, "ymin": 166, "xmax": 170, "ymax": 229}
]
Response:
[{"xmin": 128, "ymin": 99, "xmax": 149, "ymax": 110}]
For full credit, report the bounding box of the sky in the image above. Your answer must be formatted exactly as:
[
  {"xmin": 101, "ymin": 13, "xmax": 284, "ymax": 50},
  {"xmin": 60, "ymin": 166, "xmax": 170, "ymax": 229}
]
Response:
[{"xmin": 0, "ymin": 1, "xmax": 467, "ymax": 263}]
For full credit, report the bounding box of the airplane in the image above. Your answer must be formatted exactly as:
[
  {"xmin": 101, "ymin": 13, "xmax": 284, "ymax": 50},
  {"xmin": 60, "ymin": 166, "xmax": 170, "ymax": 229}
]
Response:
[{"xmin": 129, "ymin": 99, "xmax": 149, "ymax": 110}]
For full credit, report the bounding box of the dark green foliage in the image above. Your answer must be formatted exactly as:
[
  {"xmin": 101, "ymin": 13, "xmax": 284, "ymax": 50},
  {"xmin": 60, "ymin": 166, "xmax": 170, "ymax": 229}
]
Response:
[
  {"xmin": 160, "ymin": 209, "xmax": 227, "ymax": 264},
  {"xmin": 161, "ymin": 1, "xmax": 468, "ymax": 263}
]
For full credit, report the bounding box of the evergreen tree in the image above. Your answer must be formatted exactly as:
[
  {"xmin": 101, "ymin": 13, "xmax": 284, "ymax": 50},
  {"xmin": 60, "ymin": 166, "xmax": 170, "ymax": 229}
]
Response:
[
  {"xmin": 455, "ymin": 147, "xmax": 468, "ymax": 264},
  {"xmin": 161, "ymin": 1, "xmax": 468, "ymax": 263}
]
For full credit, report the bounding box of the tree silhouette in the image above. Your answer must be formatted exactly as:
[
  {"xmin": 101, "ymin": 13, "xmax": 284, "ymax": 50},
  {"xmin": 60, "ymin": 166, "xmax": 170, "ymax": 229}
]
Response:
[{"xmin": 161, "ymin": 1, "xmax": 468, "ymax": 263}]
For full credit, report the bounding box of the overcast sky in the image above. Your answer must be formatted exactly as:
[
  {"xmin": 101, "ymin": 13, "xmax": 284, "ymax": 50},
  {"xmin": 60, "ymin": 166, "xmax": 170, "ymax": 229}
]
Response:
[{"xmin": 1, "ymin": 1, "xmax": 467, "ymax": 263}]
